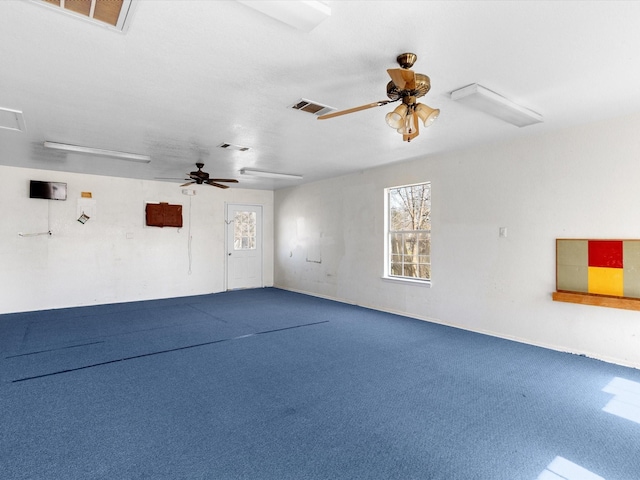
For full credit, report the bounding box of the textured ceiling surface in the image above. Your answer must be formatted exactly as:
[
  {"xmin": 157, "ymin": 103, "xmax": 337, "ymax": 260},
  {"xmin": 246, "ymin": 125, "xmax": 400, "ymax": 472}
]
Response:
[{"xmin": 2, "ymin": 1, "xmax": 640, "ymax": 190}]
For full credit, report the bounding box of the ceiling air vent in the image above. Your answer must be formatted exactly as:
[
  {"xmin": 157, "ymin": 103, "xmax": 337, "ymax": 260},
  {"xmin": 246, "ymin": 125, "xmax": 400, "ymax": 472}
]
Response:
[
  {"xmin": 290, "ymin": 98, "xmax": 335, "ymax": 116},
  {"xmin": 33, "ymin": 0, "xmax": 136, "ymax": 32},
  {"xmin": 218, "ymin": 143, "xmax": 251, "ymax": 152}
]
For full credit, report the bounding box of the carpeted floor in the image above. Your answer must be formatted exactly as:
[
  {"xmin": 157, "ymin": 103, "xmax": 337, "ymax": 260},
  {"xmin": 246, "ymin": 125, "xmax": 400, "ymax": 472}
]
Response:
[{"xmin": 1, "ymin": 288, "xmax": 639, "ymax": 479}]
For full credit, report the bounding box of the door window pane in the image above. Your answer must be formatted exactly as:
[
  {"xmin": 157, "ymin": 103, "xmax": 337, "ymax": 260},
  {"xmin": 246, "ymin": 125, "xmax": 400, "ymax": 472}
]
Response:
[{"xmin": 234, "ymin": 211, "xmax": 257, "ymax": 250}]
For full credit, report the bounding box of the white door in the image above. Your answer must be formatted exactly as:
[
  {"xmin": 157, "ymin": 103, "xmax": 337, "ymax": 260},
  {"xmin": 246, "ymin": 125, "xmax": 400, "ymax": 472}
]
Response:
[{"xmin": 226, "ymin": 204, "xmax": 263, "ymax": 290}]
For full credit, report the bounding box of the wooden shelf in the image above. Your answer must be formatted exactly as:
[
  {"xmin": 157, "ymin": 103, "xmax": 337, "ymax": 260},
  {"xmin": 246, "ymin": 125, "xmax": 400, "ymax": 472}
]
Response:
[{"xmin": 552, "ymin": 291, "xmax": 640, "ymax": 311}]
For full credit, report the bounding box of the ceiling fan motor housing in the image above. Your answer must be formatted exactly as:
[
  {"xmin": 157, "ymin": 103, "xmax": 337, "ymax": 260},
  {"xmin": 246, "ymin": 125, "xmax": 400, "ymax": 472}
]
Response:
[
  {"xmin": 190, "ymin": 163, "xmax": 210, "ymax": 182},
  {"xmin": 386, "ymin": 74, "xmax": 431, "ymax": 101},
  {"xmin": 181, "ymin": 163, "xmax": 239, "ymax": 188}
]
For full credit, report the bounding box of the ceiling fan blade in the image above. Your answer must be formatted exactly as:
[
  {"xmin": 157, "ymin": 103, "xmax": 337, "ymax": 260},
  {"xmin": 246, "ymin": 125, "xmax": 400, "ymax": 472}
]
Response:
[
  {"xmin": 387, "ymin": 68, "xmax": 416, "ymax": 90},
  {"xmin": 208, "ymin": 182, "xmax": 230, "ymax": 189},
  {"xmin": 209, "ymin": 178, "xmax": 239, "ymax": 183},
  {"xmin": 317, "ymin": 100, "xmax": 392, "ymax": 120},
  {"xmin": 180, "ymin": 181, "xmax": 195, "ymax": 187}
]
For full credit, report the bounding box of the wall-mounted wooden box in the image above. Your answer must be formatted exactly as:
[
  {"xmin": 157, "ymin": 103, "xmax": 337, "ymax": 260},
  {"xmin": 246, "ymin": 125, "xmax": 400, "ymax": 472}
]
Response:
[{"xmin": 145, "ymin": 202, "xmax": 182, "ymax": 228}]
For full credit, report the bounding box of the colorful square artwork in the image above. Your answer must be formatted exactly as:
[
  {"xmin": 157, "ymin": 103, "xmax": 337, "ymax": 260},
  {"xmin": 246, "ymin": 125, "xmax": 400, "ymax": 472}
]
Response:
[{"xmin": 557, "ymin": 239, "xmax": 640, "ymax": 298}]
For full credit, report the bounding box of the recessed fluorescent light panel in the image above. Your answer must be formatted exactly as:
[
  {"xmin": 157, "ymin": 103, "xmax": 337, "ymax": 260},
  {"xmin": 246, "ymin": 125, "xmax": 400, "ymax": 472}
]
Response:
[
  {"xmin": 450, "ymin": 83, "xmax": 543, "ymax": 127},
  {"xmin": 236, "ymin": 0, "xmax": 331, "ymax": 31},
  {"xmin": 240, "ymin": 168, "xmax": 303, "ymax": 180},
  {"xmin": 0, "ymin": 107, "xmax": 26, "ymax": 132},
  {"xmin": 43, "ymin": 141, "xmax": 151, "ymax": 163}
]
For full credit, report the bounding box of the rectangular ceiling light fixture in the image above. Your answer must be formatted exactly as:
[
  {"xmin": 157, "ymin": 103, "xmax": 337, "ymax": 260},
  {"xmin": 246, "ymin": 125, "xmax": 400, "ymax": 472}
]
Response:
[
  {"xmin": 240, "ymin": 168, "xmax": 303, "ymax": 180},
  {"xmin": 44, "ymin": 141, "xmax": 151, "ymax": 163},
  {"xmin": 236, "ymin": 0, "xmax": 331, "ymax": 32},
  {"xmin": 450, "ymin": 83, "xmax": 543, "ymax": 127},
  {"xmin": 0, "ymin": 107, "xmax": 26, "ymax": 132}
]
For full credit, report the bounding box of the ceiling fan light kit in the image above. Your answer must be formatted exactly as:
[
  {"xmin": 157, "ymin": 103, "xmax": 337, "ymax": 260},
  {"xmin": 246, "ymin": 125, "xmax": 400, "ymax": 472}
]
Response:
[
  {"xmin": 450, "ymin": 83, "xmax": 543, "ymax": 127},
  {"xmin": 318, "ymin": 53, "xmax": 440, "ymax": 142}
]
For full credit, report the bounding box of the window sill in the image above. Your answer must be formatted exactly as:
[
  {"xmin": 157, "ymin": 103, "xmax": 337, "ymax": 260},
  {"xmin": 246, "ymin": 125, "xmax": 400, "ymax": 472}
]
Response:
[{"xmin": 382, "ymin": 276, "xmax": 431, "ymax": 287}]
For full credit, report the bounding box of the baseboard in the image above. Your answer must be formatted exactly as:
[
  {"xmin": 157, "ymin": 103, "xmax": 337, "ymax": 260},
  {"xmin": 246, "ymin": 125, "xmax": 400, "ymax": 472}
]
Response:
[{"xmin": 274, "ymin": 284, "xmax": 640, "ymax": 370}]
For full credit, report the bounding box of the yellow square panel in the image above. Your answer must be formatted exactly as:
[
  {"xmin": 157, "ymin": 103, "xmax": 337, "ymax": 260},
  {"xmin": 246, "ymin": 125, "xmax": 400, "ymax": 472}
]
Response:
[{"xmin": 588, "ymin": 267, "xmax": 624, "ymax": 297}]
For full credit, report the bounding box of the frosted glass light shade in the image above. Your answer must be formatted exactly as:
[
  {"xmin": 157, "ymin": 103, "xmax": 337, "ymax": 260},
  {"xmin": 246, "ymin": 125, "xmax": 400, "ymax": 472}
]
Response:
[
  {"xmin": 397, "ymin": 111, "xmax": 418, "ymax": 135},
  {"xmin": 385, "ymin": 104, "xmax": 408, "ymax": 129},
  {"xmin": 416, "ymin": 104, "xmax": 440, "ymax": 127}
]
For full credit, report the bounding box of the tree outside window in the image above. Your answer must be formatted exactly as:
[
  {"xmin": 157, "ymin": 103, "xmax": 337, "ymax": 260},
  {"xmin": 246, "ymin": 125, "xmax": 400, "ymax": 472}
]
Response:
[
  {"xmin": 387, "ymin": 182, "xmax": 431, "ymax": 281},
  {"xmin": 234, "ymin": 211, "xmax": 257, "ymax": 250}
]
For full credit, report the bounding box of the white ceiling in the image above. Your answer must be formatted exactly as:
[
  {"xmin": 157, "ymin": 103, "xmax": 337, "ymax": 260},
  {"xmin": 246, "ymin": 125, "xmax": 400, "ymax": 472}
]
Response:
[{"xmin": 2, "ymin": 0, "xmax": 640, "ymax": 190}]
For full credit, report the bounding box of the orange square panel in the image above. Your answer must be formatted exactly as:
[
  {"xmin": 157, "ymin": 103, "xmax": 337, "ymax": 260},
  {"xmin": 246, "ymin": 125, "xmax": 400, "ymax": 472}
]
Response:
[{"xmin": 588, "ymin": 266, "xmax": 624, "ymax": 297}]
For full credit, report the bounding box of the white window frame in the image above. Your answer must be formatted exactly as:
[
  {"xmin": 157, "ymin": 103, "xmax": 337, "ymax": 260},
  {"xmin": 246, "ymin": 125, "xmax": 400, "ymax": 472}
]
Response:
[{"xmin": 383, "ymin": 181, "xmax": 431, "ymax": 286}]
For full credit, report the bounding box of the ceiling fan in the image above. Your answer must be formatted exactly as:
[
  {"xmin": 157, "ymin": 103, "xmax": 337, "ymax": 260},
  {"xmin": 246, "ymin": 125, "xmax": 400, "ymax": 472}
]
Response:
[
  {"xmin": 318, "ymin": 53, "xmax": 440, "ymax": 142},
  {"xmin": 180, "ymin": 163, "xmax": 239, "ymax": 189}
]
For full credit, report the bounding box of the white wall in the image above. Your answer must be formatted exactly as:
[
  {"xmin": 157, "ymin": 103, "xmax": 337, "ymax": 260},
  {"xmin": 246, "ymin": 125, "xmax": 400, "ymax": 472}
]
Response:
[
  {"xmin": 0, "ymin": 166, "xmax": 273, "ymax": 313},
  {"xmin": 274, "ymin": 112, "xmax": 640, "ymax": 369}
]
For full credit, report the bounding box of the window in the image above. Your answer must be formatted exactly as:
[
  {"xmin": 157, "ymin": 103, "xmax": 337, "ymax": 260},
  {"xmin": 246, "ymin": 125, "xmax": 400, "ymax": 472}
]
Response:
[
  {"xmin": 385, "ymin": 182, "xmax": 431, "ymax": 282},
  {"xmin": 234, "ymin": 211, "xmax": 257, "ymax": 250}
]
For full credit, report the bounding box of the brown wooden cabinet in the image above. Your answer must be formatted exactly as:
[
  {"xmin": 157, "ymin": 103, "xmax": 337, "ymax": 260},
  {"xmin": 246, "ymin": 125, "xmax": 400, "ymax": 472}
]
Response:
[{"xmin": 145, "ymin": 202, "xmax": 182, "ymax": 228}]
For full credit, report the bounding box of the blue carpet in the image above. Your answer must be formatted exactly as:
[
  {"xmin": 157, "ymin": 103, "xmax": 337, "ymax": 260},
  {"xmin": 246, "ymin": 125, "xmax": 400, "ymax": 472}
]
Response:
[{"xmin": 1, "ymin": 288, "xmax": 640, "ymax": 479}]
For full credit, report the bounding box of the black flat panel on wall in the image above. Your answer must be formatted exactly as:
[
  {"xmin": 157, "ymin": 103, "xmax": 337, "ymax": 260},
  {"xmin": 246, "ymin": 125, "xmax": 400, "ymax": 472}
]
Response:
[{"xmin": 29, "ymin": 180, "xmax": 67, "ymax": 200}]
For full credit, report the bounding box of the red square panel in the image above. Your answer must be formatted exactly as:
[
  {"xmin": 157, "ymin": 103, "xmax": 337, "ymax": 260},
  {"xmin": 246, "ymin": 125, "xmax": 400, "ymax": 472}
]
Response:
[{"xmin": 588, "ymin": 240, "xmax": 623, "ymax": 268}]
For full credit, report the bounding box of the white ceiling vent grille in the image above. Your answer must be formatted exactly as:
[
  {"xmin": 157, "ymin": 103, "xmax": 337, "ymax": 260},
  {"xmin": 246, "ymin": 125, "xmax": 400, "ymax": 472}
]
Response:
[
  {"xmin": 0, "ymin": 108, "xmax": 26, "ymax": 132},
  {"xmin": 33, "ymin": 0, "xmax": 136, "ymax": 32},
  {"xmin": 218, "ymin": 143, "xmax": 251, "ymax": 152},
  {"xmin": 290, "ymin": 99, "xmax": 335, "ymax": 116}
]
